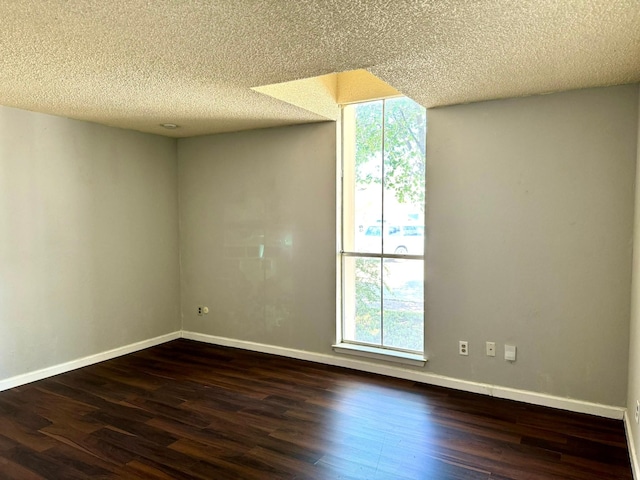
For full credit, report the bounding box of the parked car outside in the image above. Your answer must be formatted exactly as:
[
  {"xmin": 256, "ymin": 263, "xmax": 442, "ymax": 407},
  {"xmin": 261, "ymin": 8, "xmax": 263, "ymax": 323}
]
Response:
[{"xmin": 360, "ymin": 224, "xmax": 424, "ymax": 255}]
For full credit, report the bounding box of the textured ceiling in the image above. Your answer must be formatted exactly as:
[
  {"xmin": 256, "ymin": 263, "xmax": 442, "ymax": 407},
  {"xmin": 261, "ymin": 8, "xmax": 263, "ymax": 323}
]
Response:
[{"xmin": 1, "ymin": 1, "xmax": 639, "ymax": 138}]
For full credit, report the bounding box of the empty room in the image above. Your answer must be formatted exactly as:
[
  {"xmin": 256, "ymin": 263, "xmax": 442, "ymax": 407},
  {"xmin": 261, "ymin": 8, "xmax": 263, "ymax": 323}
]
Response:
[{"xmin": 1, "ymin": 1, "xmax": 640, "ymax": 479}]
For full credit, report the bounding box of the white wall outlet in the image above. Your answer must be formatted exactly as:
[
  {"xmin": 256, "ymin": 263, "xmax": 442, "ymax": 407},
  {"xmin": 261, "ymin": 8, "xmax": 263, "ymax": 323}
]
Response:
[
  {"xmin": 197, "ymin": 306, "xmax": 204, "ymax": 316},
  {"xmin": 459, "ymin": 341, "xmax": 469, "ymax": 356},
  {"xmin": 505, "ymin": 344, "xmax": 517, "ymax": 362},
  {"xmin": 635, "ymin": 400, "xmax": 639, "ymax": 424},
  {"xmin": 486, "ymin": 341, "xmax": 496, "ymax": 357}
]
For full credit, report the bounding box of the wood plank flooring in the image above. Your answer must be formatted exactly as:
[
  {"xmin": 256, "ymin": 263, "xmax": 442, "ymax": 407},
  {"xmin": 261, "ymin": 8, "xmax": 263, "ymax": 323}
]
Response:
[{"xmin": 0, "ymin": 339, "xmax": 633, "ymax": 479}]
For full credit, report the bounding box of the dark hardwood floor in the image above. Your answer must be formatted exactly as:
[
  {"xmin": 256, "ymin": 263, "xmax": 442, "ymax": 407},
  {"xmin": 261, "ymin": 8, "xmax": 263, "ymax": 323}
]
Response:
[{"xmin": 0, "ymin": 339, "xmax": 633, "ymax": 479}]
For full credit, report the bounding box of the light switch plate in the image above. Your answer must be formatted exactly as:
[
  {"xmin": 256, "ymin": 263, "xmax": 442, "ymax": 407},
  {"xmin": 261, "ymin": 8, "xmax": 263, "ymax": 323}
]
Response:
[{"xmin": 505, "ymin": 345, "xmax": 516, "ymax": 362}]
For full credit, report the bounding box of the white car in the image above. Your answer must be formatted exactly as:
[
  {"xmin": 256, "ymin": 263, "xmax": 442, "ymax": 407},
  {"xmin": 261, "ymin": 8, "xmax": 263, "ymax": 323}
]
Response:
[{"xmin": 360, "ymin": 224, "xmax": 424, "ymax": 255}]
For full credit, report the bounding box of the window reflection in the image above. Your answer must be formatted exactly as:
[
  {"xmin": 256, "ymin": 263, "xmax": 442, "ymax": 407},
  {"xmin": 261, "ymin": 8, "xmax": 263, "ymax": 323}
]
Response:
[
  {"xmin": 221, "ymin": 202, "xmax": 295, "ymax": 331},
  {"xmin": 319, "ymin": 383, "xmax": 437, "ymax": 477}
]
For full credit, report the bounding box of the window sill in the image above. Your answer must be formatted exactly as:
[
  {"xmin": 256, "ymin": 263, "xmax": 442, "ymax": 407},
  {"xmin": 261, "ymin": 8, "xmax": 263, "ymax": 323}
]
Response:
[{"xmin": 332, "ymin": 343, "xmax": 427, "ymax": 367}]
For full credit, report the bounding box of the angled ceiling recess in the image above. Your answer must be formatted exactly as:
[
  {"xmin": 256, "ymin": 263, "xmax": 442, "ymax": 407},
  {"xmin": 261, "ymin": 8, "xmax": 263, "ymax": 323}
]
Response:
[
  {"xmin": 252, "ymin": 69, "xmax": 401, "ymax": 121},
  {"xmin": 0, "ymin": 1, "xmax": 638, "ymax": 137}
]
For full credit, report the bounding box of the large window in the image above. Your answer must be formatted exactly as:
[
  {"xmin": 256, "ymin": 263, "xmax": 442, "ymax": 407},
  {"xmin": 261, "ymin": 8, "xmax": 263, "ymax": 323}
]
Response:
[{"xmin": 339, "ymin": 97, "xmax": 426, "ymax": 357}]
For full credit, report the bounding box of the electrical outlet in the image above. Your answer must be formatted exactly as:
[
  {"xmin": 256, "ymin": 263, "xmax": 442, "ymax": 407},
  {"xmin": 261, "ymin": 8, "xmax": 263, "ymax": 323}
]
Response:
[
  {"xmin": 459, "ymin": 341, "xmax": 468, "ymax": 356},
  {"xmin": 635, "ymin": 400, "xmax": 639, "ymax": 424},
  {"xmin": 197, "ymin": 306, "xmax": 204, "ymax": 316},
  {"xmin": 486, "ymin": 341, "xmax": 496, "ymax": 357}
]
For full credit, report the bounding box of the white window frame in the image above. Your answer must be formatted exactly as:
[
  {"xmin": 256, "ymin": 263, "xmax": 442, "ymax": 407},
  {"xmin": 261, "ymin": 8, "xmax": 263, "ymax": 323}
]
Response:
[{"xmin": 334, "ymin": 97, "xmax": 427, "ymax": 365}]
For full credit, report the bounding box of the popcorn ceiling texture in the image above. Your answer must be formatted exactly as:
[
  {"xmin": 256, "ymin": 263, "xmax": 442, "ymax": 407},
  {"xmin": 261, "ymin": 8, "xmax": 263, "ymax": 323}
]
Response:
[{"xmin": 0, "ymin": 0, "xmax": 639, "ymax": 137}]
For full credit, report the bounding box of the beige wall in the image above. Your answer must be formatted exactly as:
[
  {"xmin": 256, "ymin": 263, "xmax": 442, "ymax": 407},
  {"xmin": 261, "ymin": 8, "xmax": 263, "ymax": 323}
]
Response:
[
  {"xmin": 627, "ymin": 86, "xmax": 640, "ymax": 471},
  {"xmin": 180, "ymin": 85, "xmax": 638, "ymax": 407},
  {"xmin": 0, "ymin": 106, "xmax": 181, "ymax": 379}
]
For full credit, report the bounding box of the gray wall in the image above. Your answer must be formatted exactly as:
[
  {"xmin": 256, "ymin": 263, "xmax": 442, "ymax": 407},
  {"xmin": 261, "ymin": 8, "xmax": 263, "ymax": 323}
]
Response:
[
  {"xmin": 179, "ymin": 85, "xmax": 638, "ymax": 406},
  {"xmin": 179, "ymin": 123, "xmax": 337, "ymax": 351},
  {"xmin": 0, "ymin": 106, "xmax": 181, "ymax": 379},
  {"xmin": 627, "ymin": 88, "xmax": 640, "ymax": 468},
  {"xmin": 426, "ymin": 85, "xmax": 637, "ymax": 406}
]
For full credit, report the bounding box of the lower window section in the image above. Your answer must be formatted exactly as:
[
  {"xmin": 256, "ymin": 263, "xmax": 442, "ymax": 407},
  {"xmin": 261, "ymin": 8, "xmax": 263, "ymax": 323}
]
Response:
[{"xmin": 342, "ymin": 256, "xmax": 424, "ymax": 353}]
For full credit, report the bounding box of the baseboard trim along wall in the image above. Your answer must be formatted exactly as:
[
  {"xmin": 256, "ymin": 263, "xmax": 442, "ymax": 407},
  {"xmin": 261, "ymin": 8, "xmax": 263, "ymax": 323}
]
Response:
[
  {"xmin": 624, "ymin": 411, "xmax": 640, "ymax": 480},
  {"xmin": 182, "ymin": 331, "xmax": 626, "ymax": 420},
  {"xmin": 0, "ymin": 331, "xmax": 181, "ymax": 393},
  {"xmin": 0, "ymin": 330, "xmax": 627, "ymax": 422}
]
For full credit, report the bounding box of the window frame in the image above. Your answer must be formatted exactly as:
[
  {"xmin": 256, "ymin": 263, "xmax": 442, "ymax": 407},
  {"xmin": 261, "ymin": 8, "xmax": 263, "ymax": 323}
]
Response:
[{"xmin": 334, "ymin": 97, "xmax": 427, "ymax": 364}]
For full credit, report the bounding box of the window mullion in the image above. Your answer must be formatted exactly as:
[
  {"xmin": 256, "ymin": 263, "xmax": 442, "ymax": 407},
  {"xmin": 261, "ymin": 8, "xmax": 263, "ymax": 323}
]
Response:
[{"xmin": 380, "ymin": 99, "xmax": 386, "ymax": 348}]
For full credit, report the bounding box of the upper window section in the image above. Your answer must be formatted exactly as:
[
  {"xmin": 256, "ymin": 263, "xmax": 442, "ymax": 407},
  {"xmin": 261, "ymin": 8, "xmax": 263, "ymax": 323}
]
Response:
[{"xmin": 343, "ymin": 97, "xmax": 427, "ymax": 256}]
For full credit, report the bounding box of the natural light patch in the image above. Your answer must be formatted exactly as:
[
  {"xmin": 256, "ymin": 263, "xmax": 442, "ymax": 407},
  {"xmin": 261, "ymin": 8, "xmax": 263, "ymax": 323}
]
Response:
[{"xmin": 252, "ymin": 69, "xmax": 401, "ymax": 120}]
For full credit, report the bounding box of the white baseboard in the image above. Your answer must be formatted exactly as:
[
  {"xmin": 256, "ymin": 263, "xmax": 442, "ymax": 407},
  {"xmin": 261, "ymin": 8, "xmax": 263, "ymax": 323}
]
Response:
[
  {"xmin": 0, "ymin": 329, "xmax": 627, "ymax": 422},
  {"xmin": 625, "ymin": 410, "xmax": 639, "ymax": 480},
  {"xmin": 0, "ymin": 331, "xmax": 181, "ymax": 392},
  {"xmin": 182, "ymin": 331, "xmax": 625, "ymax": 420}
]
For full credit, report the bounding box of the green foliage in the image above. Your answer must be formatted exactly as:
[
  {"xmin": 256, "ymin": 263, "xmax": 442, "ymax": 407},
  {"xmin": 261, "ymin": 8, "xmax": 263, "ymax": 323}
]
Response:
[
  {"xmin": 354, "ymin": 258, "xmax": 382, "ymax": 344},
  {"xmin": 352, "ymin": 258, "xmax": 423, "ymax": 352},
  {"xmin": 354, "ymin": 302, "xmax": 423, "ymax": 352},
  {"xmin": 354, "ymin": 97, "xmax": 426, "ymax": 209},
  {"xmin": 354, "ymin": 258, "xmax": 381, "ymax": 307}
]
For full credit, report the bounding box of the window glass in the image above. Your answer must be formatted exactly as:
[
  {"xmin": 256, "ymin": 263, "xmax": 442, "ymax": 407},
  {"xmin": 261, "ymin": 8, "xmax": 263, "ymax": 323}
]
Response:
[{"xmin": 341, "ymin": 97, "xmax": 426, "ymax": 354}]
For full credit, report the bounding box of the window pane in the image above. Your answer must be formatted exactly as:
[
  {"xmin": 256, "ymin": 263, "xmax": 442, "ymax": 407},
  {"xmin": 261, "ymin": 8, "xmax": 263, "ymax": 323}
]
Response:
[
  {"xmin": 343, "ymin": 256, "xmax": 381, "ymax": 345},
  {"xmin": 382, "ymin": 258, "xmax": 424, "ymax": 351},
  {"xmin": 383, "ymin": 97, "xmax": 426, "ymax": 255},
  {"xmin": 343, "ymin": 101, "xmax": 383, "ymax": 254}
]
